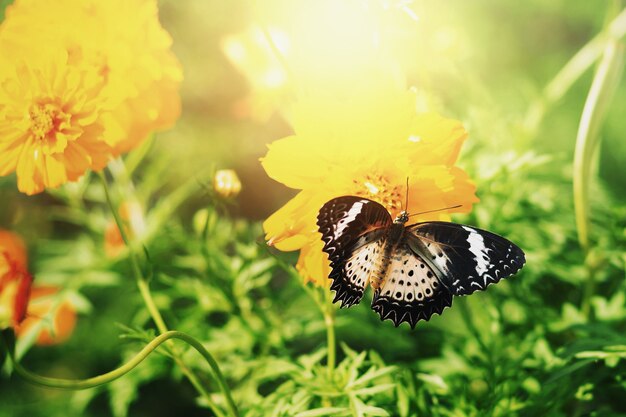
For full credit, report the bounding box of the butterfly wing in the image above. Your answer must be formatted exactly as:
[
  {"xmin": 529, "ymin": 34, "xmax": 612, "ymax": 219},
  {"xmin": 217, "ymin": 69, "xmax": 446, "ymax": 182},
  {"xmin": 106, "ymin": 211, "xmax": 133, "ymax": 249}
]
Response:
[
  {"xmin": 317, "ymin": 196, "xmax": 392, "ymax": 307},
  {"xmin": 407, "ymin": 222, "xmax": 525, "ymax": 296},
  {"xmin": 371, "ymin": 241, "xmax": 452, "ymax": 328}
]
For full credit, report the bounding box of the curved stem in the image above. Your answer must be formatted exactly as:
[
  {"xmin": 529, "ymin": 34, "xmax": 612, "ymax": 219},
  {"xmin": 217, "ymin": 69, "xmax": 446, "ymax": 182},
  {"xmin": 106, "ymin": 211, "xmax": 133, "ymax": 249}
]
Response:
[
  {"xmin": 5, "ymin": 331, "xmax": 230, "ymax": 399},
  {"xmin": 97, "ymin": 171, "xmax": 239, "ymax": 417}
]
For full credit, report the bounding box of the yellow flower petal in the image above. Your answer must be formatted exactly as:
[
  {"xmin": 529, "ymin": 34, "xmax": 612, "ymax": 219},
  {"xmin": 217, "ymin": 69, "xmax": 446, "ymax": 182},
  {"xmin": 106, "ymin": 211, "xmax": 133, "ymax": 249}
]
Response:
[
  {"xmin": 405, "ymin": 112, "xmax": 468, "ymax": 166},
  {"xmin": 262, "ymin": 84, "xmax": 479, "ymax": 287},
  {"xmin": 296, "ymin": 237, "xmax": 331, "ymax": 287},
  {"xmin": 0, "ymin": 0, "xmax": 182, "ymax": 194},
  {"xmin": 261, "ymin": 135, "xmax": 334, "ymax": 190},
  {"xmin": 264, "ymin": 190, "xmax": 330, "ymax": 251},
  {"xmin": 0, "ymin": 53, "xmax": 112, "ymax": 195}
]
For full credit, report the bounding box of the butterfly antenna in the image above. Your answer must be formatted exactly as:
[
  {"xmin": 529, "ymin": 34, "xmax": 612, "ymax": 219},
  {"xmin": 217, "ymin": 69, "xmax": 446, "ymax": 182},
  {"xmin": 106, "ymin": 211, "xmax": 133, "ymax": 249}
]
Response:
[
  {"xmin": 408, "ymin": 204, "xmax": 463, "ymax": 218},
  {"xmin": 404, "ymin": 177, "xmax": 409, "ymax": 211}
]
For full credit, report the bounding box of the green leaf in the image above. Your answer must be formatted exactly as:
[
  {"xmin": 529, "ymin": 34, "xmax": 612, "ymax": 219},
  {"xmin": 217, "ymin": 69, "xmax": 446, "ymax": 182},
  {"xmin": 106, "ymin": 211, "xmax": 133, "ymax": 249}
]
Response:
[
  {"xmin": 108, "ymin": 353, "xmax": 168, "ymax": 417},
  {"xmin": 350, "ymin": 396, "xmax": 390, "ymax": 417},
  {"xmin": 575, "ymin": 345, "xmax": 626, "ymax": 367},
  {"xmin": 0, "ymin": 333, "xmax": 7, "ymax": 369},
  {"xmin": 347, "ymin": 366, "xmax": 397, "ymax": 389},
  {"xmin": 396, "ymin": 383, "xmax": 410, "ymax": 417},
  {"xmin": 297, "ymin": 348, "xmax": 328, "ymax": 371},
  {"xmin": 0, "ymin": 0, "xmax": 13, "ymax": 23},
  {"xmin": 359, "ymin": 405, "xmax": 390, "ymax": 417},
  {"xmin": 65, "ymin": 290, "xmax": 93, "ymax": 314},
  {"xmin": 573, "ymin": 22, "xmax": 624, "ymax": 252},
  {"xmin": 351, "ymin": 383, "xmax": 396, "ymax": 397},
  {"xmin": 0, "ymin": 328, "xmax": 15, "ymax": 355},
  {"xmin": 340, "ymin": 342, "xmax": 360, "ymax": 359},
  {"xmin": 544, "ymin": 359, "xmax": 595, "ymax": 386},
  {"xmin": 294, "ymin": 407, "xmax": 351, "ymax": 417},
  {"xmin": 346, "ymin": 351, "xmax": 368, "ymax": 384},
  {"xmin": 416, "ymin": 373, "xmax": 449, "ymax": 394}
]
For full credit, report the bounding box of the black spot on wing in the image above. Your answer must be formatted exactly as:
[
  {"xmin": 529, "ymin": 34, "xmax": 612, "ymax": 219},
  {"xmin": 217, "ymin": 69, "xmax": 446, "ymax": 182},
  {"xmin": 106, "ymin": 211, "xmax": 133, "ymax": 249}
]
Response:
[
  {"xmin": 317, "ymin": 196, "xmax": 392, "ymax": 307},
  {"xmin": 408, "ymin": 222, "xmax": 526, "ymax": 296},
  {"xmin": 330, "ymin": 239, "xmax": 383, "ymax": 308},
  {"xmin": 370, "ymin": 241, "xmax": 453, "ymax": 329},
  {"xmin": 371, "ymin": 285, "xmax": 452, "ymax": 329}
]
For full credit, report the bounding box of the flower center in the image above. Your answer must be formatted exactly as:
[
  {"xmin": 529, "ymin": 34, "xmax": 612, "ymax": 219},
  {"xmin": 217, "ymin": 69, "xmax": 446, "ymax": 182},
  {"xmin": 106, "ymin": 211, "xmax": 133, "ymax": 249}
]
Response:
[
  {"xmin": 354, "ymin": 174, "xmax": 403, "ymax": 212},
  {"xmin": 29, "ymin": 102, "xmax": 68, "ymax": 142}
]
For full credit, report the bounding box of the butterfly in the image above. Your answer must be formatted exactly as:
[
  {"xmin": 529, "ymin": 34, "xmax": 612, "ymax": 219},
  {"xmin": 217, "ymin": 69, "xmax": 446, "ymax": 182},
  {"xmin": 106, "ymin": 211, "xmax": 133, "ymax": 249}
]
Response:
[{"xmin": 317, "ymin": 196, "xmax": 526, "ymax": 328}]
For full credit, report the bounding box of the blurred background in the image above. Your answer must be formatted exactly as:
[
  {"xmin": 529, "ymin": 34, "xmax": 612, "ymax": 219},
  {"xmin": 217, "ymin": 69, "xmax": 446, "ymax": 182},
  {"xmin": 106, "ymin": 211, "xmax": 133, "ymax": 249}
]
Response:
[
  {"xmin": 1, "ymin": 0, "xmax": 625, "ymax": 416},
  {"xmin": 1, "ymin": 0, "xmax": 624, "ymax": 222}
]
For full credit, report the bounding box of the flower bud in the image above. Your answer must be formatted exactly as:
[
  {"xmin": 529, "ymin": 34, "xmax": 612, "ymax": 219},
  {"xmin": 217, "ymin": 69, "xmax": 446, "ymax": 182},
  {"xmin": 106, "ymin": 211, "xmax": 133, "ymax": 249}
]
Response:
[{"xmin": 214, "ymin": 169, "xmax": 242, "ymax": 199}]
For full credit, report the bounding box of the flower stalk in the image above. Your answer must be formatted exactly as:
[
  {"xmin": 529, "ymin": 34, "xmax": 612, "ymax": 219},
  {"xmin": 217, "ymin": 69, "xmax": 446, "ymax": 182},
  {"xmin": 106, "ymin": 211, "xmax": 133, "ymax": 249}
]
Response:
[
  {"xmin": 3, "ymin": 330, "xmax": 223, "ymax": 392},
  {"xmin": 524, "ymin": 5, "xmax": 626, "ymax": 133},
  {"xmin": 273, "ymin": 258, "xmax": 337, "ymax": 383},
  {"xmin": 98, "ymin": 171, "xmax": 239, "ymax": 417},
  {"xmin": 323, "ymin": 289, "xmax": 337, "ymax": 380},
  {"xmin": 575, "ymin": 1, "xmax": 625, "ymax": 318}
]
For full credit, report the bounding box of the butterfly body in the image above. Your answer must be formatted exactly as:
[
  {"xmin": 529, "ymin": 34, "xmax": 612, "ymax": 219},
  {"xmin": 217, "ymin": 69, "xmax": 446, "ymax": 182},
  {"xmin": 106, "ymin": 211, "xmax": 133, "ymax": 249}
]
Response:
[
  {"xmin": 367, "ymin": 211, "xmax": 408, "ymax": 290},
  {"xmin": 317, "ymin": 196, "xmax": 525, "ymax": 328}
]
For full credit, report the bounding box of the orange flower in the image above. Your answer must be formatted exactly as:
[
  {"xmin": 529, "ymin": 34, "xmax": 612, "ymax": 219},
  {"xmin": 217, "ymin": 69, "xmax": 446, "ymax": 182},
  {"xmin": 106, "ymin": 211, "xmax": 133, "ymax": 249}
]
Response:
[
  {"xmin": 17, "ymin": 286, "xmax": 77, "ymax": 346},
  {"xmin": 262, "ymin": 82, "xmax": 478, "ymax": 286},
  {"xmin": 0, "ymin": 230, "xmax": 32, "ymax": 329},
  {"xmin": 0, "ymin": 229, "xmax": 76, "ymax": 345}
]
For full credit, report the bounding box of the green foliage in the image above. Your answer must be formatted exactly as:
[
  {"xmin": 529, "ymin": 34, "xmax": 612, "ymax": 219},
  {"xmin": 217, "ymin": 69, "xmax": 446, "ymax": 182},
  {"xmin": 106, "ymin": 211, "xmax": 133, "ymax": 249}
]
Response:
[{"xmin": 0, "ymin": 0, "xmax": 12, "ymax": 23}]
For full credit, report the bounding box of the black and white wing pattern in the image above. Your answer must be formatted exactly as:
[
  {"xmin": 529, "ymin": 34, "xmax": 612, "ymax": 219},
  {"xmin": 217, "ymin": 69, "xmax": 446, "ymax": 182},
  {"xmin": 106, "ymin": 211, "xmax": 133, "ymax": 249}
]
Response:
[
  {"xmin": 371, "ymin": 242, "xmax": 452, "ymax": 328},
  {"xmin": 317, "ymin": 196, "xmax": 392, "ymax": 307},
  {"xmin": 407, "ymin": 222, "xmax": 525, "ymax": 296},
  {"xmin": 315, "ymin": 195, "xmax": 526, "ymax": 329}
]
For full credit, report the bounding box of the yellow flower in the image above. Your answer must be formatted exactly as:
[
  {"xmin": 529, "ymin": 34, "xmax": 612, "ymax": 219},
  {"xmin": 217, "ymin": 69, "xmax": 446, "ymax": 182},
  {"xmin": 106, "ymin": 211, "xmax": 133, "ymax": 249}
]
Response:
[
  {"xmin": 0, "ymin": 0, "xmax": 182, "ymax": 158},
  {"xmin": 262, "ymin": 86, "xmax": 478, "ymax": 286},
  {"xmin": 0, "ymin": 53, "xmax": 112, "ymax": 195}
]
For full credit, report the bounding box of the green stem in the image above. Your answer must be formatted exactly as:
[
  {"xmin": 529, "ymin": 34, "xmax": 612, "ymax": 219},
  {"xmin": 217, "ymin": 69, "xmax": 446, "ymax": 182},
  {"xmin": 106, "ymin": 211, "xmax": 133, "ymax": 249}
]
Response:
[
  {"xmin": 97, "ymin": 171, "xmax": 239, "ymax": 417},
  {"xmin": 271, "ymin": 253, "xmax": 337, "ymax": 388},
  {"xmin": 575, "ymin": 1, "xmax": 624, "ymax": 318},
  {"xmin": 324, "ymin": 290, "xmax": 336, "ymax": 380},
  {"xmin": 4, "ymin": 331, "xmax": 227, "ymax": 395},
  {"xmin": 457, "ymin": 298, "xmax": 489, "ymax": 355},
  {"xmin": 275, "ymin": 258, "xmax": 337, "ymax": 379},
  {"xmin": 524, "ymin": 5, "xmax": 626, "ymax": 133},
  {"xmin": 457, "ymin": 299, "xmax": 499, "ymax": 417},
  {"xmin": 348, "ymin": 395, "xmax": 359, "ymax": 417}
]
